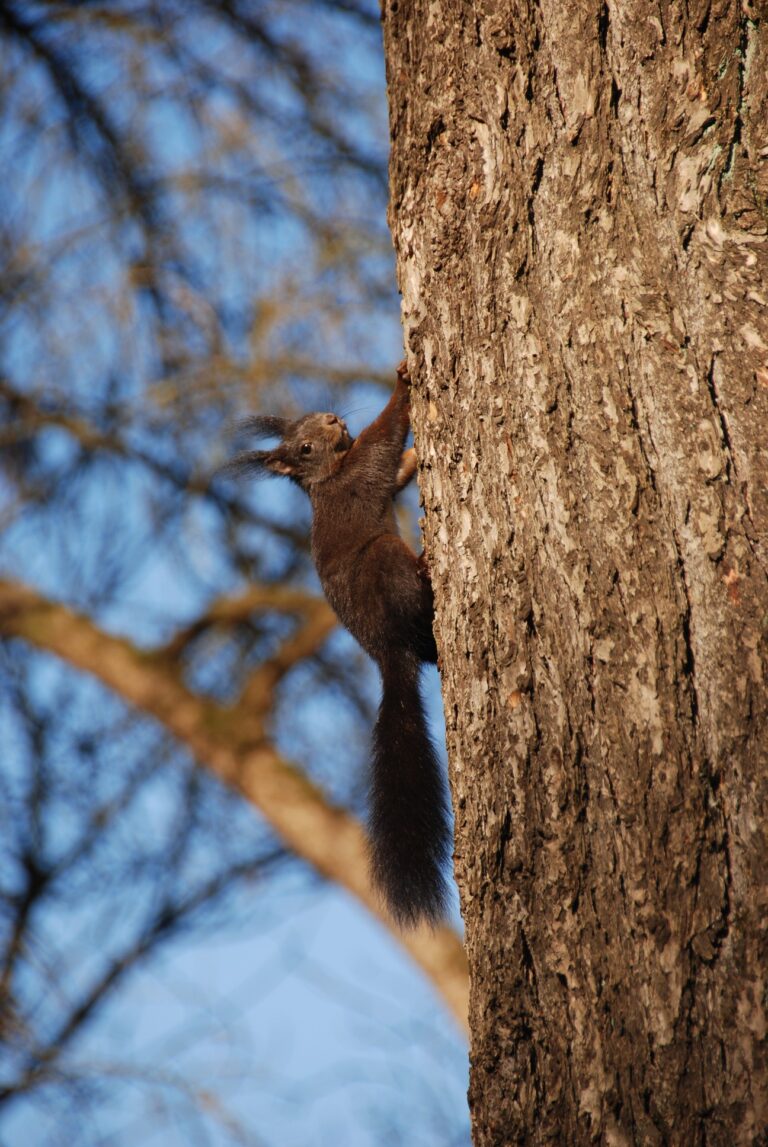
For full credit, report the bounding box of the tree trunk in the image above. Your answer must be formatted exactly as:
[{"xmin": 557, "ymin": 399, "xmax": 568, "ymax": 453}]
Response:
[{"xmin": 383, "ymin": 1, "xmax": 768, "ymax": 1143}]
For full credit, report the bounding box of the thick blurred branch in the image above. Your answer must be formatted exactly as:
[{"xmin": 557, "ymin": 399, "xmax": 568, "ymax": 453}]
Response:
[{"xmin": 0, "ymin": 578, "xmax": 469, "ymax": 1029}]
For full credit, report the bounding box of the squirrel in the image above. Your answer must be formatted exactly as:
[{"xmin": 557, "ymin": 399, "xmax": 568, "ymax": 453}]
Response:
[{"xmin": 225, "ymin": 362, "xmax": 450, "ymax": 927}]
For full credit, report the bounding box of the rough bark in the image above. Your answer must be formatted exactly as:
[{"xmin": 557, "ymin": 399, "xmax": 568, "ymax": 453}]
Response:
[{"xmin": 383, "ymin": 1, "xmax": 768, "ymax": 1143}]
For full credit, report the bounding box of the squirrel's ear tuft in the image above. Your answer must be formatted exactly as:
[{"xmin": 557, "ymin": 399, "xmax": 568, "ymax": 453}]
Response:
[
  {"xmin": 217, "ymin": 414, "xmax": 296, "ymax": 482},
  {"xmin": 236, "ymin": 414, "xmax": 291, "ymax": 441},
  {"xmin": 215, "ymin": 450, "xmax": 273, "ymax": 481}
]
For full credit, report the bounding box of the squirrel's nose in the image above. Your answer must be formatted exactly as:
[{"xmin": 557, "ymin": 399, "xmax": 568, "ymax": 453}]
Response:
[{"xmin": 325, "ymin": 414, "xmax": 340, "ymax": 426}]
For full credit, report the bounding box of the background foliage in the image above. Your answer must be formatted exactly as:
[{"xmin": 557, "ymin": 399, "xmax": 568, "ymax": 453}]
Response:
[{"xmin": 0, "ymin": 3, "xmax": 468, "ymax": 1143}]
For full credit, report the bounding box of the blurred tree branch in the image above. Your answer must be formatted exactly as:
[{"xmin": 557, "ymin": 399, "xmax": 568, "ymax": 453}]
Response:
[{"xmin": 0, "ymin": 577, "xmax": 469, "ymax": 1030}]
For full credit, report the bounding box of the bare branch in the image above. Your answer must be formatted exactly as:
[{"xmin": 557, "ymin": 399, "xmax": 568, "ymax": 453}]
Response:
[{"xmin": 0, "ymin": 578, "xmax": 469, "ymax": 1029}]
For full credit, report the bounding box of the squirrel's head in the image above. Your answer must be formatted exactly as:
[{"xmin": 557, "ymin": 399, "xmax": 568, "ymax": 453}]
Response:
[{"xmin": 221, "ymin": 412, "xmax": 353, "ymax": 490}]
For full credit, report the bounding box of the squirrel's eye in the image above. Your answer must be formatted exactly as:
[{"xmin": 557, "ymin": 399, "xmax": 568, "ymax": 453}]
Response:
[{"xmin": 300, "ymin": 442, "xmax": 313, "ymax": 456}]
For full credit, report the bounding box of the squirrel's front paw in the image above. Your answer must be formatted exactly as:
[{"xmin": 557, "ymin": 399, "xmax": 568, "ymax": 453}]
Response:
[{"xmin": 396, "ymin": 359, "xmax": 411, "ymax": 386}]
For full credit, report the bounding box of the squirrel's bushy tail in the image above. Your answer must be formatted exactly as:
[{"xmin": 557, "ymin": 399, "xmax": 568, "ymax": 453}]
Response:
[{"xmin": 369, "ymin": 652, "xmax": 451, "ymax": 928}]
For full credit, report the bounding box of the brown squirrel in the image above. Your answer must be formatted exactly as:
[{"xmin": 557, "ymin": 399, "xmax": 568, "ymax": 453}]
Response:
[{"xmin": 225, "ymin": 362, "xmax": 450, "ymax": 926}]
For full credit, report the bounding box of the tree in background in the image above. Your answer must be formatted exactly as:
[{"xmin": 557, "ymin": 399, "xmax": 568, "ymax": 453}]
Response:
[
  {"xmin": 0, "ymin": 3, "xmax": 468, "ymax": 1144},
  {"xmin": 384, "ymin": 0, "xmax": 768, "ymax": 1143}
]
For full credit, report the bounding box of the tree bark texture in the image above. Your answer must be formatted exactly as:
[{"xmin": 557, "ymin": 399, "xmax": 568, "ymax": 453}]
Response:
[{"xmin": 383, "ymin": 1, "xmax": 767, "ymax": 1143}]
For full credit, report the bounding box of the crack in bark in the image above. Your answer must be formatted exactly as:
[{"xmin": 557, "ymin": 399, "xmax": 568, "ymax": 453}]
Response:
[
  {"xmin": 719, "ymin": 12, "xmax": 750, "ymax": 189},
  {"xmin": 705, "ymin": 351, "xmax": 734, "ymax": 477},
  {"xmin": 623, "ymin": 373, "xmax": 658, "ymax": 497},
  {"xmin": 597, "ymin": 0, "xmax": 610, "ymax": 53},
  {"xmin": 672, "ymin": 528, "xmax": 701, "ymax": 730},
  {"xmin": 674, "ymin": 813, "xmax": 733, "ymax": 1135},
  {"xmin": 705, "ymin": 353, "xmax": 768, "ymax": 582},
  {"xmin": 527, "ymin": 157, "xmax": 545, "ymax": 253},
  {"xmin": 623, "ymin": 370, "xmax": 701, "ymax": 736}
]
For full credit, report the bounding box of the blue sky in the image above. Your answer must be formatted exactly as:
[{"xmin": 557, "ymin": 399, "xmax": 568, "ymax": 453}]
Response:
[{"xmin": 0, "ymin": 5, "xmax": 469, "ymax": 1144}]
